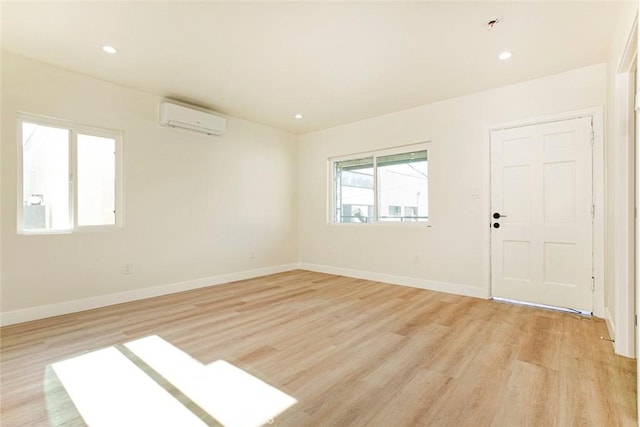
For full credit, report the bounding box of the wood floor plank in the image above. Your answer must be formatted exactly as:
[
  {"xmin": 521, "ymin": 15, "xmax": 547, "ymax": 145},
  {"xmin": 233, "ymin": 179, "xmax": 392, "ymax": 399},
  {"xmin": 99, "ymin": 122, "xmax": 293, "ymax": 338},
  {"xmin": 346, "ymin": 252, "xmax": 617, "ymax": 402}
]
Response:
[
  {"xmin": 491, "ymin": 361, "xmax": 560, "ymax": 426},
  {"xmin": 1, "ymin": 270, "xmax": 636, "ymax": 426}
]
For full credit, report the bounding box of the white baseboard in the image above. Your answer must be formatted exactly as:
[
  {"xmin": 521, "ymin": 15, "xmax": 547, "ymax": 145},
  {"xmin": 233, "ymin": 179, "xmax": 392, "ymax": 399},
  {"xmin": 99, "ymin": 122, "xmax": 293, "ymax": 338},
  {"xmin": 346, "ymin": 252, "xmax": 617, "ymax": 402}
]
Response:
[
  {"xmin": 0, "ymin": 263, "xmax": 298, "ymax": 327},
  {"xmin": 298, "ymin": 262, "xmax": 489, "ymax": 299},
  {"xmin": 1, "ymin": 262, "xmax": 488, "ymax": 327},
  {"xmin": 604, "ymin": 306, "xmax": 616, "ymax": 344},
  {"xmin": 604, "ymin": 305, "xmax": 635, "ymax": 360}
]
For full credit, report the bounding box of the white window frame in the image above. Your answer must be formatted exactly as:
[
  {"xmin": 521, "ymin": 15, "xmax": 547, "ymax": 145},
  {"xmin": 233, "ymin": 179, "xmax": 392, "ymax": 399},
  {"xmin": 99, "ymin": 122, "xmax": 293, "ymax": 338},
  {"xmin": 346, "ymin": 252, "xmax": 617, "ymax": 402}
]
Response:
[
  {"xmin": 17, "ymin": 113, "xmax": 124, "ymax": 234},
  {"xmin": 328, "ymin": 142, "xmax": 430, "ymax": 226}
]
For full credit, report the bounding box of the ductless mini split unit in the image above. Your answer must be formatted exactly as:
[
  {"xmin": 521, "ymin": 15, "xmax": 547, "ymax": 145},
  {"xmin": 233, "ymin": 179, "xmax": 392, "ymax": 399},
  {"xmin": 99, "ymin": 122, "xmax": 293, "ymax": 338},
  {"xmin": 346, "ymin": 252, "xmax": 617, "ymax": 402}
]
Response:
[{"xmin": 159, "ymin": 101, "xmax": 227, "ymax": 136}]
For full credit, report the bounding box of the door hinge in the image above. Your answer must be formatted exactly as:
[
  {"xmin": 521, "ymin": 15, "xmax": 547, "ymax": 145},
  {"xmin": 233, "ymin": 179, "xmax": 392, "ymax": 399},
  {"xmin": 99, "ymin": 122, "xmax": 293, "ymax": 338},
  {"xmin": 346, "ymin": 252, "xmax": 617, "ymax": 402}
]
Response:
[
  {"xmin": 591, "ymin": 276, "xmax": 595, "ymax": 292},
  {"xmin": 635, "ymin": 315, "xmax": 637, "ymax": 327},
  {"xmin": 591, "ymin": 204, "xmax": 595, "ymax": 219}
]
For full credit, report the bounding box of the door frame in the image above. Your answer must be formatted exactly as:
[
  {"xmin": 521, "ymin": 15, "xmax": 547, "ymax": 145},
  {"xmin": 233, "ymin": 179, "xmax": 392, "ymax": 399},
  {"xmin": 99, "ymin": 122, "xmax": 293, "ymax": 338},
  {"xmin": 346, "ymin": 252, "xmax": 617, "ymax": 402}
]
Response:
[
  {"xmin": 484, "ymin": 107, "xmax": 605, "ymax": 317},
  {"xmin": 614, "ymin": 15, "xmax": 637, "ymax": 359}
]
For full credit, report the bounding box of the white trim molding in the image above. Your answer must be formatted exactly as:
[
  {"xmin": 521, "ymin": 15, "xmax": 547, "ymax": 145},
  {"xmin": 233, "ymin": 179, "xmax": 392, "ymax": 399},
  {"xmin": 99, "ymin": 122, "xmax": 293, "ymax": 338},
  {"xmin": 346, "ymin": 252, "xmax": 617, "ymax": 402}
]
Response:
[
  {"xmin": 614, "ymin": 71, "xmax": 636, "ymax": 357},
  {"xmin": 613, "ymin": 15, "xmax": 637, "ymax": 358},
  {"xmin": 0, "ymin": 264, "xmax": 298, "ymax": 327},
  {"xmin": 298, "ymin": 262, "xmax": 489, "ymax": 299},
  {"xmin": 605, "ymin": 306, "xmax": 616, "ymax": 345}
]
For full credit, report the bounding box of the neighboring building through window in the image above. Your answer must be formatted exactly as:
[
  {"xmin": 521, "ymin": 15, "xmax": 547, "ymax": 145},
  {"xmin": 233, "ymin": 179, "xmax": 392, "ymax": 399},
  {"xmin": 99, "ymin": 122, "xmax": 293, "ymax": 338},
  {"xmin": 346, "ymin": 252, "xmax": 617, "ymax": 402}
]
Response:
[
  {"xmin": 18, "ymin": 115, "xmax": 123, "ymax": 233},
  {"xmin": 404, "ymin": 206, "xmax": 418, "ymax": 218},
  {"xmin": 388, "ymin": 205, "xmax": 402, "ymax": 217},
  {"xmin": 332, "ymin": 144, "xmax": 428, "ymax": 224}
]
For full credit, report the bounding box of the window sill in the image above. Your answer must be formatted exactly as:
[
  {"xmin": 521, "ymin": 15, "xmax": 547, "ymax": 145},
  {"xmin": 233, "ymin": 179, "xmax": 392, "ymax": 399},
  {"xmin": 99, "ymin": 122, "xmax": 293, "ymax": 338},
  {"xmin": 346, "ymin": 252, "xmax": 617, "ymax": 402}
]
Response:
[
  {"xmin": 329, "ymin": 221, "xmax": 431, "ymax": 227},
  {"xmin": 18, "ymin": 225, "xmax": 123, "ymax": 235}
]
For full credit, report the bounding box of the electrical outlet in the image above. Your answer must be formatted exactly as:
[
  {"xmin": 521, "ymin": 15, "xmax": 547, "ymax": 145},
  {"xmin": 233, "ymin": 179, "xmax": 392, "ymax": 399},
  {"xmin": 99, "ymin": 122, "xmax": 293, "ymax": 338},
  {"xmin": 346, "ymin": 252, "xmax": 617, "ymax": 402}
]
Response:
[
  {"xmin": 250, "ymin": 251, "xmax": 255, "ymax": 259},
  {"xmin": 124, "ymin": 264, "xmax": 133, "ymax": 275},
  {"xmin": 414, "ymin": 255, "xmax": 421, "ymax": 264}
]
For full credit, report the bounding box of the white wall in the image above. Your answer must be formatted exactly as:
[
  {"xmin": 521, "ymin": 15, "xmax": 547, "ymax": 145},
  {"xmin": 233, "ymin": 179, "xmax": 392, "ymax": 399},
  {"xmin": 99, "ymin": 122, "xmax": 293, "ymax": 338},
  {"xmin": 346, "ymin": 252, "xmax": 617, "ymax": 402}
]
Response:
[
  {"xmin": 0, "ymin": 52, "xmax": 298, "ymax": 320},
  {"xmin": 298, "ymin": 64, "xmax": 607, "ymax": 300}
]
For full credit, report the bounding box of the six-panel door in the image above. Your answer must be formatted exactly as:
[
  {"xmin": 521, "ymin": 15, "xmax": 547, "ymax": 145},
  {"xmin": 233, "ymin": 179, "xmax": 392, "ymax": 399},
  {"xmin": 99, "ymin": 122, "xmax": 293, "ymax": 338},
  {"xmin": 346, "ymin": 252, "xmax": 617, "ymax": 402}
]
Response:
[{"xmin": 490, "ymin": 117, "xmax": 593, "ymax": 312}]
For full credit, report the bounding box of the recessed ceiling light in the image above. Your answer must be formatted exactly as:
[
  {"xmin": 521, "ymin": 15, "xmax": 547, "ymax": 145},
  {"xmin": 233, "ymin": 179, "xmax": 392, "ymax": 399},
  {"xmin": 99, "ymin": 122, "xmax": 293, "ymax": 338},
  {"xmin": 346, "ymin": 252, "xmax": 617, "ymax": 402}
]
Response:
[
  {"xmin": 102, "ymin": 45, "xmax": 118, "ymax": 54},
  {"xmin": 498, "ymin": 51, "xmax": 513, "ymax": 60},
  {"xmin": 294, "ymin": 114, "xmax": 303, "ymax": 119}
]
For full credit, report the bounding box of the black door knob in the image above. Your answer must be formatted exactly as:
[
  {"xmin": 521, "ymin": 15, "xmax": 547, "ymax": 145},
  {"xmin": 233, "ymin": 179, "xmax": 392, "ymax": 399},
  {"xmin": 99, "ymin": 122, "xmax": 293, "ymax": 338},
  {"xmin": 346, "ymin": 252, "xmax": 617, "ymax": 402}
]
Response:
[
  {"xmin": 493, "ymin": 222, "xmax": 500, "ymax": 228},
  {"xmin": 493, "ymin": 212, "xmax": 501, "ymax": 219}
]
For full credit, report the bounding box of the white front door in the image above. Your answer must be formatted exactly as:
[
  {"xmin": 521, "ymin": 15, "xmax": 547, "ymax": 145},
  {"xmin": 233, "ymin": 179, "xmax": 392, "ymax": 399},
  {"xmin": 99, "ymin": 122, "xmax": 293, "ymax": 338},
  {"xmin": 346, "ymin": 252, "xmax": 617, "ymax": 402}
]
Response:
[{"xmin": 490, "ymin": 117, "xmax": 593, "ymax": 312}]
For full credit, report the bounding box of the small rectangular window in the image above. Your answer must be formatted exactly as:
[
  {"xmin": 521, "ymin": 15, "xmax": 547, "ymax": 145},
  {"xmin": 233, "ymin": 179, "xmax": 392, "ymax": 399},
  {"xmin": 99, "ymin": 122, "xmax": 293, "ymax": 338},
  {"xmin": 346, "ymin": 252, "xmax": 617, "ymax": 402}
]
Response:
[
  {"xmin": 18, "ymin": 115, "xmax": 123, "ymax": 233},
  {"xmin": 331, "ymin": 144, "xmax": 429, "ymax": 224}
]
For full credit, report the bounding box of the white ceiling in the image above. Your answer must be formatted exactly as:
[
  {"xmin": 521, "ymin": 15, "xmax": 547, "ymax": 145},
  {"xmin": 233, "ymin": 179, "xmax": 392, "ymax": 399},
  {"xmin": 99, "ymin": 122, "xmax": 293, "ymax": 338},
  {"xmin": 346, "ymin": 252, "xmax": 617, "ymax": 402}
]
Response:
[{"xmin": 1, "ymin": 1, "xmax": 633, "ymax": 133}]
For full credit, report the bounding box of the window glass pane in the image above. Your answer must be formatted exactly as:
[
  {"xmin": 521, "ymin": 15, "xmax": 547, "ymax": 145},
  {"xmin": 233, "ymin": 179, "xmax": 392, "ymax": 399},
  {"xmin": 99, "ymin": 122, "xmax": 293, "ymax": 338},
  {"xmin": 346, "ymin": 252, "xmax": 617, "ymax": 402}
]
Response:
[
  {"xmin": 334, "ymin": 157, "xmax": 374, "ymax": 223},
  {"xmin": 377, "ymin": 150, "xmax": 428, "ymax": 222},
  {"xmin": 77, "ymin": 134, "xmax": 116, "ymax": 226},
  {"xmin": 22, "ymin": 122, "xmax": 70, "ymax": 230}
]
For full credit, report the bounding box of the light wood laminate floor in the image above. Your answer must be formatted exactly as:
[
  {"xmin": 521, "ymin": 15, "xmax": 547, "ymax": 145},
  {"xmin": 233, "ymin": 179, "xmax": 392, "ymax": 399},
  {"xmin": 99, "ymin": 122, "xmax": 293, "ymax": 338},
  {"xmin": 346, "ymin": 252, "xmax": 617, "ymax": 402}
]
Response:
[{"xmin": 1, "ymin": 270, "xmax": 636, "ymax": 426}]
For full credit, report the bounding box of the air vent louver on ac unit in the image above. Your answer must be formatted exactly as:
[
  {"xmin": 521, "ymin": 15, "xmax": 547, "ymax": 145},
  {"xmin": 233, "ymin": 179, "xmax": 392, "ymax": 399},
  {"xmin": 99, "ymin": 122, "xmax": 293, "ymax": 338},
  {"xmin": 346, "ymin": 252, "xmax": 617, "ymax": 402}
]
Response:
[{"xmin": 159, "ymin": 102, "xmax": 227, "ymax": 136}]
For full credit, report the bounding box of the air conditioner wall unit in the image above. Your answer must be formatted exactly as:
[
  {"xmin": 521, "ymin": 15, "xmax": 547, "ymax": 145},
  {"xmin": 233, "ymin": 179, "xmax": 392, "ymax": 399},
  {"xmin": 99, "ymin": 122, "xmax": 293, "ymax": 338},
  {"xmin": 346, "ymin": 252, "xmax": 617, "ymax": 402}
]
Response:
[{"xmin": 159, "ymin": 102, "xmax": 227, "ymax": 136}]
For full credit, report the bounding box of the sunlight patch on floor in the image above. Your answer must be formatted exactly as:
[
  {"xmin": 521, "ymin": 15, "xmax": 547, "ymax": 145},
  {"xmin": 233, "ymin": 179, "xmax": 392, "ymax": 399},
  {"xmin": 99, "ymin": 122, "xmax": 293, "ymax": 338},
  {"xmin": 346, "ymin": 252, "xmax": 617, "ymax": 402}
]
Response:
[
  {"xmin": 51, "ymin": 347, "xmax": 206, "ymax": 427},
  {"xmin": 49, "ymin": 335, "xmax": 297, "ymax": 427},
  {"xmin": 126, "ymin": 335, "xmax": 297, "ymax": 426}
]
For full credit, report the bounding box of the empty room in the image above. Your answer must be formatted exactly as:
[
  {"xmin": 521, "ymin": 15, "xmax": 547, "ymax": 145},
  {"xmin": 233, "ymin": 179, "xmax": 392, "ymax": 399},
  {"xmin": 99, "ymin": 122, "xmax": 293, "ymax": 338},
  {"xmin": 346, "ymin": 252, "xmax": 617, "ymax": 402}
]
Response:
[{"xmin": 1, "ymin": 1, "xmax": 639, "ymax": 426}]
